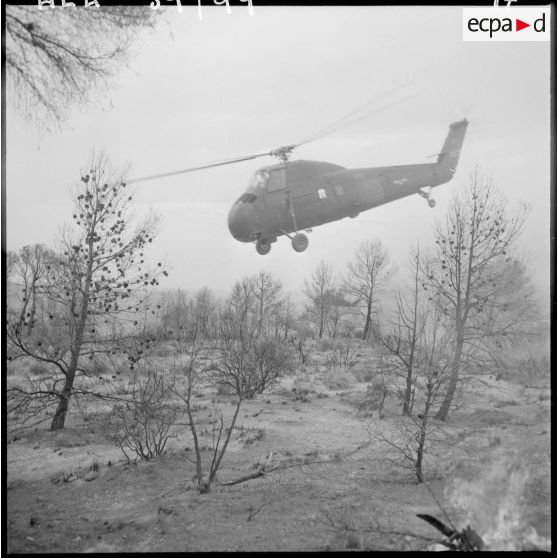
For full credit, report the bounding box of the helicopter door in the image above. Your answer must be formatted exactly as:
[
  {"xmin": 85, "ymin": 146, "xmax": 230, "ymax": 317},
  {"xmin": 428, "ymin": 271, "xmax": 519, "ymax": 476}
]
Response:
[{"xmin": 263, "ymin": 167, "xmax": 289, "ymax": 225}]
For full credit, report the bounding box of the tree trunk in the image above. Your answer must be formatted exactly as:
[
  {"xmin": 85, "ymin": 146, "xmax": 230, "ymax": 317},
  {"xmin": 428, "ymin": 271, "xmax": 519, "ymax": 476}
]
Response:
[
  {"xmin": 207, "ymin": 397, "xmax": 242, "ymax": 489},
  {"xmin": 362, "ymin": 299, "xmax": 372, "ymax": 340},
  {"xmin": 402, "ymin": 370, "xmax": 413, "ymax": 416},
  {"xmin": 435, "ymin": 337, "xmax": 464, "ymax": 420},
  {"xmin": 415, "ymin": 413, "xmax": 428, "ymax": 483},
  {"xmin": 402, "ymin": 343, "xmax": 416, "ymax": 416},
  {"xmin": 50, "ymin": 375, "xmax": 74, "ymax": 430},
  {"xmin": 50, "ymin": 234, "xmax": 94, "ymax": 430}
]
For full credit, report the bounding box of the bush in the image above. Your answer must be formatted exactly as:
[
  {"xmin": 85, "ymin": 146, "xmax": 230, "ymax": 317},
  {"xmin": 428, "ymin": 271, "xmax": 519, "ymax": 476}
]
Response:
[
  {"xmin": 325, "ymin": 374, "xmax": 353, "ymax": 391},
  {"xmin": 355, "ymin": 376, "xmax": 388, "ymax": 418},
  {"xmin": 102, "ymin": 364, "xmax": 185, "ymax": 462},
  {"xmin": 214, "ymin": 338, "xmax": 296, "ymax": 399},
  {"xmin": 352, "ymin": 367, "xmax": 376, "ymax": 383},
  {"xmin": 294, "ymin": 387, "xmax": 311, "ymax": 402},
  {"xmin": 236, "ymin": 425, "xmax": 265, "ymax": 446}
]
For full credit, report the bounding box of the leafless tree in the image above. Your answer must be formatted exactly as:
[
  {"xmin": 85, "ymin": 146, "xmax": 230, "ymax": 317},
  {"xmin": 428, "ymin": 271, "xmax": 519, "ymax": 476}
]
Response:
[
  {"xmin": 220, "ymin": 270, "xmax": 286, "ymax": 344},
  {"xmin": 271, "ymin": 293, "xmax": 297, "ymax": 342},
  {"xmin": 325, "ymin": 286, "xmax": 355, "ymax": 338},
  {"xmin": 7, "ymin": 150, "xmax": 165, "ymax": 430},
  {"xmin": 421, "ymin": 170, "xmax": 534, "ymax": 420},
  {"xmin": 214, "ymin": 319, "xmax": 295, "ymax": 400},
  {"xmin": 7, "ymin": 244, "xmax": 58, "ymax": 336},
  {"xmin": 344, "ymin": 240, "xmax": 393, "ymax": 339},
  {"xmin": 252, "ymin": 270, "xmax": 283, "ymax": 338},
  {"xmin": 159, "ymin": 288, "xmax": 189, "ymax": 332},
  {"xmin": 158, "ymin": 287, "xmax": 218, "ymax": 340},
  {"xmin": 303, "ymin": 260, "xmax": 339, "ymax": 338},
  {"xmin": 368, "ymin": 302, "xmax": 454, "ymax": 483},
  {"xmin": 376, "ymin": 245, "xmax": 428, "ymax": 416},
  {"xmin": 163, "ymin": 285, "xmax": 294, "ymax": 493},
  {"xmin": 164, "ymin": 288, "xmax": 221, "ymax": 493},
  {"xmin": 5, "ymin": 4, "xmax": 160, "ymax": 125}
]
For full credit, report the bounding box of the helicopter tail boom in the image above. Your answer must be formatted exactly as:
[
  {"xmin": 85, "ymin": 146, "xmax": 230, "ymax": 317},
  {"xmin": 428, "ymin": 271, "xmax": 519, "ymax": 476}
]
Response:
[{"xmin": 436, "ymin": 119, "xmax": 469, "ymax": 170}]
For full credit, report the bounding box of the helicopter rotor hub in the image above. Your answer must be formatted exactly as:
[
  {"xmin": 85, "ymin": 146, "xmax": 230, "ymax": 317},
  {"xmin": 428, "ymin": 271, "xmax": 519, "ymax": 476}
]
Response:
[{"xmin": 270, "ymin": 144, "xmax": 295, "ymax": 163}]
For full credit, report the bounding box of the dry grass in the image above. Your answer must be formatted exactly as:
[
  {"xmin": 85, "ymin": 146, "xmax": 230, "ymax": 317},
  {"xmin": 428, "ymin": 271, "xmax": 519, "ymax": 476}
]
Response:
[{"xmin": 6, "ymin": 345, "xmax": 551, "ymax": 552}]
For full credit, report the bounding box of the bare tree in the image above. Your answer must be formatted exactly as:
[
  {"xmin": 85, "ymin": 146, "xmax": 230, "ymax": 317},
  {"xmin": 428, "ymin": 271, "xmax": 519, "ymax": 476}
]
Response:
[
  {"xmin": 344, "ymin": 240, "xmax": 393, "ymax": 339},
  {"xmin": 271, "ymin": 293, "xmax": 296, "ymax": 343},
  {"xmin": 376, "ymin": 245, "xmax": 428, "ymax": 416},
  {"xmin": 216, "ymin": 290, "xmax": 296, "ymax": 399},
  {"xmin": 159, "ymin": 288, "xmax": 189, "ymax": 332},
  {"xmin": 165, "ymin": 288, "xmax": 222, "ymax": 493},
  {"xmin": 5, "ymin": 4, "xmax": 160, "ymax": 125},
  {"xmin": 252, "ymin": 270, "xmax": 283, "ymax": 338},
  {"xmin": 7, "ymin": 244, "xmax": 58, "ymax": 336},
  {"xmin": 221, "ymin": 270, "xmax": 285, "ymax": 344},
  {"xmin": 421, "ymin": 170, "xmax": 532, "ymax": 420},
  {"xmin": 303, "ymin": 260, "xmax": 337, "ymax": 338},
  {"xmin": 369, "ymin": 301, "xmax": 454, "ymax": 483},
  {"xmin": 164, "ymin": 285, "xmax": 294, "ymax": 493},
  {"xmin": 7, "ymin": 150, "xmax": 165, "ymax": 430}
]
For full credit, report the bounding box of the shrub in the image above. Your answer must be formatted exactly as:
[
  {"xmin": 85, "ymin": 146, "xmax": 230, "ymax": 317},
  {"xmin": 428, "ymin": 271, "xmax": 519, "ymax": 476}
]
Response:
[
  {"xmin": 352, "ymin": 367, "xmax": 376, "ymax": 383},
  {"xmin": 355, "ymin": 375, "xmax": 388, "ymax": 418},
  {"xmin": 294, "ymin": 387, "xmax": 311, "ymax": 402},
  {"xmin": 325, "ymin": 374, "xmax": 353, "ymax": 391},
  {"xmin": 102, "ymin": 364, "xmax": 185, "ymax": 462},
  {"xmin": 236, "ymin": 425, "xmax": 265, "ymax": 446},
  {"xmin": 214, "ymin": 338, "xmax": 296, "ymax": 399}
]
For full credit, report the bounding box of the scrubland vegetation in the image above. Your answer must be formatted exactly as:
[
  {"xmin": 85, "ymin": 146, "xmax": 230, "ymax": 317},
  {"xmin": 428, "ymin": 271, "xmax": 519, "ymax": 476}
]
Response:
[{"xmin": 6, "ymin": 155, "xmax": 550, "ymax": 552}]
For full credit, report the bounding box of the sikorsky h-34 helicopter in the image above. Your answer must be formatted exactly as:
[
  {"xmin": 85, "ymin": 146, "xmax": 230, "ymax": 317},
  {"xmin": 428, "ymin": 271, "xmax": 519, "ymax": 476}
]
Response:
[{"xmin": 130, "ymin": 115, "xmax": 468, "ymax": 255}]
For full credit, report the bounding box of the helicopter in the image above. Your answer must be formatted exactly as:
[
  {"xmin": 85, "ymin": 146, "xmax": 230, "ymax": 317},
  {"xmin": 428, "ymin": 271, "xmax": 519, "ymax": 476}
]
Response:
[
  {"xmin": 227, "ymin": 119, "xmax": 468, "ymax": 254},
  {"xmin": 129, "ymin": 113, "xmax": 468, "ymax": 255}
]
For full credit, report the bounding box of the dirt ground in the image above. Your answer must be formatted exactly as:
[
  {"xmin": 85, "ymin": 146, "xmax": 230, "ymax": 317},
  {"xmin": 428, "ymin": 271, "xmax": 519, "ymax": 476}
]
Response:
[{"xmin": 6, "ymin": 365, "xmax": 552, "ymax": 552}]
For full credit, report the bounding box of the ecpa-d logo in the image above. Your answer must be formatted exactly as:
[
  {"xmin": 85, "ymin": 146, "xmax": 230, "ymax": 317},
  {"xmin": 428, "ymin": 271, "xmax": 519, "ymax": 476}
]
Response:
[{"xmin": 463, "ymin": 7, "xmax": 550, "ymax": 41}]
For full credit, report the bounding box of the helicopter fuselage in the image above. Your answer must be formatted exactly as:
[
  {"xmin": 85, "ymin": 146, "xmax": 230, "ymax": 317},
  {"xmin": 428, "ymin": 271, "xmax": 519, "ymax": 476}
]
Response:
[{"xmin": 227, "ymin": 119, "xmax": 468, "ymax": 253}]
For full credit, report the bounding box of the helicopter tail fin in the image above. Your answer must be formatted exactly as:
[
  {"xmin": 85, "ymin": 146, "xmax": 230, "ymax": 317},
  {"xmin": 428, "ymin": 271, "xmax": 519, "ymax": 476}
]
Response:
[{"xmin": 437, "ymin": 119, "xmax": 469, "ymax": 171}]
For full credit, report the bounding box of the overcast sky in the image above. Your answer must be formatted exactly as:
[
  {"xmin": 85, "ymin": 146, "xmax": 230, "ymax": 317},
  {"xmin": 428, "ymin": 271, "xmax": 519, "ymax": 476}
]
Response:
[{"xmin": 6, "ymin": 5, "xmax": 551, "ymax": 300}]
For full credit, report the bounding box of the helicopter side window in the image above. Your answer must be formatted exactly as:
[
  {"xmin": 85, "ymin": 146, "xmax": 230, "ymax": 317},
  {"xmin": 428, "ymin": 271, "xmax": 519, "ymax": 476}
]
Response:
[
  {"xmin": 317, "ymin": 188, "xmax": 327, "ymax": 200},
  {"xmin": 237, "ymin": 193, "xmax": 257, "ymax": 203},
  {"xmin": 265, "ymin": 168, "xmax": 286, "ymax": 192}
]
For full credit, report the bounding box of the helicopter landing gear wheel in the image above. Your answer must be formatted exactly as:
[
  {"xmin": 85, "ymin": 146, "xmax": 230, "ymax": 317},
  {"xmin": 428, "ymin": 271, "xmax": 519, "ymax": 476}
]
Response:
[
  {"xmin": 428, "ymin": 199, "xmax": 436, "ymax": 208},
  {"xmin": 256, "ymin": 239, "xmax": 271, "ymax": 255},
  {"xmin": 292, "ymin": 233, "xmax": 309, "ymax": 253}
]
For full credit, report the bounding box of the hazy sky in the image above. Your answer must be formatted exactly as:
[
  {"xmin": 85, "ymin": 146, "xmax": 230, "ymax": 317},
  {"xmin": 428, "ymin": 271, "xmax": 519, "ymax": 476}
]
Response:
[{"xmin": 6, "ymin": 6, "xmax": 551, "ymax": 299}]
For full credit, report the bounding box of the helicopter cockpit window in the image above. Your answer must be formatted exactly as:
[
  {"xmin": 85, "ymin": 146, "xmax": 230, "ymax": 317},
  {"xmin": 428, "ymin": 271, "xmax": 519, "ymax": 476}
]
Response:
[
  {"xmin": 248, "ymin": 170, "xmax": 269, "ymax": 191},
  {"xmin": 265, "ymin": 168, "xmax": 287, "ymax": 192},
  {"xmin": 237, "ymin": 193, "xmax": 257, "ymax": 204}
]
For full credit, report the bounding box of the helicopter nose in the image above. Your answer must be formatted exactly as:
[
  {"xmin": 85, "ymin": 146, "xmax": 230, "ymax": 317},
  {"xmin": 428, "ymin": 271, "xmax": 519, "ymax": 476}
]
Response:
[{"xmin": 228, "ymin": 203, "xmax": 254, "ymax": 241}]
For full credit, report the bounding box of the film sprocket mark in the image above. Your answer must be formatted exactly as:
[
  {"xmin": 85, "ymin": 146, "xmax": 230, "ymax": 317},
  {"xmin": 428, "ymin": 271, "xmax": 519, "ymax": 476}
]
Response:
[{"xmin": 37, "ymin": 0, "xmax": 254, "ymax": 18}]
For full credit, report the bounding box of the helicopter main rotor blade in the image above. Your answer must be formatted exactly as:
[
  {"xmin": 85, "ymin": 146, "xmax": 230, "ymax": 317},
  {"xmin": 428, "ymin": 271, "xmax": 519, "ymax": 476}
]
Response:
[
  {"xmin": 127, "ymin": 151, "xmax": 272, "ymax": 184},
  {"xmin": 297, "ymin": 84, "xmax": 416, "ymax": 146},
  {"xmin": 126, "ymin": 86, "xmax": 416, "ymax": 185}
]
